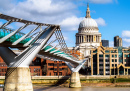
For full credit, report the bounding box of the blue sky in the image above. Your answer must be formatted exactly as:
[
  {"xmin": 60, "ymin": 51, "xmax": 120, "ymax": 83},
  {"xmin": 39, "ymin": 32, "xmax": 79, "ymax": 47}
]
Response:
[{"xmin": 0, "ymin": 0, "xmax": 130, "ymax": 47}]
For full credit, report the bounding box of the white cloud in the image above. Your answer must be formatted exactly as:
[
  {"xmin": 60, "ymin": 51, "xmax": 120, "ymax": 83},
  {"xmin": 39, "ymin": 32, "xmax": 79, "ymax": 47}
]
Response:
[
  {"xmin": 60, "ymin": 16, "xmax": 84, "ymax": 31},
  {"xmin": 121, "ymin": 31, "xmax": 130, "ymax": 47},
  {"xmin": 0, "ymin": 0, "xmax": 78, "ymax": 31},
  {"xmin": 89, "ymin": 0, "xmax": 113, "ymax": 4},
  {"xmin": 109, "ymin": 41, "xmax": 114, "ymax": 47},
  {"xmin": 95, "ymin": 18, "xmax": 106, "ymax": 26},
  {"xmin": 123, "ymin": 38, "xmax": 130, "ymax": 43},
  {"xmin": 0, "ymin": 0, "xmax": 107, "ymax": 32},
  {"xmin": 122, "ymin": 31, "xmax": 130, "ymax": 38}
]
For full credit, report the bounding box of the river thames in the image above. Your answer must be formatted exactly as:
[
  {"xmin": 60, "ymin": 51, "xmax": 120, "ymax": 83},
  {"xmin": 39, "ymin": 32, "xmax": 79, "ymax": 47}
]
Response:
[{"xmin": 34, "ymin": 86, "xmax": 130, "ymax": 91}]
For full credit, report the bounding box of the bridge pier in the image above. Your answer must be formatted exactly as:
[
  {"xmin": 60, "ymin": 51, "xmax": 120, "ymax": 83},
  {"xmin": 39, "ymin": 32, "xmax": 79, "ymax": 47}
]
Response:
[
  {"xmin": 69, "ymin": 72, "xmax": 81, "ymax": 88},
  {"xmin": 4, "ymin": 67, "xmax": 33, "ymax": 91}
]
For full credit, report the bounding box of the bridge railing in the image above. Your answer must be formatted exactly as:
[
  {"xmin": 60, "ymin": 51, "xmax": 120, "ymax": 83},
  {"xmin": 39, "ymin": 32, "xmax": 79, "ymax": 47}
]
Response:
[{"xmin": 0, "ymin": 27, "xmax": 31, "ymax": 44}]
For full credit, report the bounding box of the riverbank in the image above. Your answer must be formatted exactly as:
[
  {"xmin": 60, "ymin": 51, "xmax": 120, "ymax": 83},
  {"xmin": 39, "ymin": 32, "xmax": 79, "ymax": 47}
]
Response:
[
  {"xmin": 0, "ymin": 83, "xmax": 130, "ymax": 91},
  {"xmin": 33, "ymin": 82, "xmax": 130, "ymax": 88},
  {"xmin": 33, "ymin": 85, "xmax": 130, "ymax": 91}
]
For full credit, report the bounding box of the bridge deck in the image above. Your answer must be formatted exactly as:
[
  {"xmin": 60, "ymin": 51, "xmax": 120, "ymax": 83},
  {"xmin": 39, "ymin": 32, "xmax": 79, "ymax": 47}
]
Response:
[{"xmin": 0, "ymin": 26, "xmax": 80, "ymax": 65}]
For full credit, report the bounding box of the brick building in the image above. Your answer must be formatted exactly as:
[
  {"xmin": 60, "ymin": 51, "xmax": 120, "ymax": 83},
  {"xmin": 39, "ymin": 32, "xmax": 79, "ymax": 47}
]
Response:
[{"xmin": 0, "ymin": 56, "xmax": 71, "ymax": 76}]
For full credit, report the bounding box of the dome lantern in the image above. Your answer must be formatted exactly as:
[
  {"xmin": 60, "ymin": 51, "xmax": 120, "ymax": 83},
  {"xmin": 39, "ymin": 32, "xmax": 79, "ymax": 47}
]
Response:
[{"xmin": 85, "ymin": 3, "xmax": 91, "ymax": 18}]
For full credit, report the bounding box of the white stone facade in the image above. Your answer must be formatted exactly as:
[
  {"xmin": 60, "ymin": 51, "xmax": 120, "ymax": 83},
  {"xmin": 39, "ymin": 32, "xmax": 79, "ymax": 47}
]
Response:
[{"xmin": 75, "ymin": 4, "xmax": 101, "ymax": 58}]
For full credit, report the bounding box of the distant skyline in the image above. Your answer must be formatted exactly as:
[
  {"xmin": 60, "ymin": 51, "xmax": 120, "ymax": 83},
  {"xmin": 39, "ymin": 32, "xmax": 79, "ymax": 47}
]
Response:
[{"xmin": 0, "ymin": 0, "xmax": 130, "ymax": 47}]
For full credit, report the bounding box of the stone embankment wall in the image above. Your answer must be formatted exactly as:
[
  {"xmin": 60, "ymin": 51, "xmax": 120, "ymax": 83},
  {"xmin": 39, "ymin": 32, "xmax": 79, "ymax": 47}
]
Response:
[{"xmin": 0, "ymin": 75, "xmax": 130, "ymax": 84}]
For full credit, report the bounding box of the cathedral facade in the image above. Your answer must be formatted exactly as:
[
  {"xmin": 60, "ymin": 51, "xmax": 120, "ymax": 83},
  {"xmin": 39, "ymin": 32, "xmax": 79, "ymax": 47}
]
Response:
[{"xmin": 76, "ymin": 4, "xmax": 101, "ymax": 58}]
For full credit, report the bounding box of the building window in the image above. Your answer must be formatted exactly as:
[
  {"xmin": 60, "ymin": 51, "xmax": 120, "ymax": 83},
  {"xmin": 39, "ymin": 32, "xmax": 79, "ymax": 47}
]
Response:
[
  {"xmin": 112, "ymin": 55, "xmax": 114, "ymax": 57},
  {"xmin": 105, "ymin": 55, "xmax": 109, "ymax": 57},
  {"xmin": 105, "ymin": 59, "xmax": 109, "ymax": 62},
  {"xmin": 59, "ymin": 64, "xmax": 62, "ymax": 66},
  {"xmin": 128, "ymin": 55, "xmax": 130, "ymax": 57},
  {"xmin": 54, "ymin": 72, "xmax": 57, "ymax": 76},
  {"xmin": 112, "ymin": 59, "xmax": 114, "ymax": 62},
  {"xmin": 106, "ymin": 64, "xmax": 109, "ymax": 66},
  {"xmin": 62, "ymin": 63, "xmax": 66, "ymax": 66},
  {"xmin": 105, "ymin": 50, "xmax": 109, "ymax": 53},
  {"xmin": 125, "ymin": 69, "xmax": 127, "ymax": 72},
  {"xmin": 59, "ymin": 68, "xmax": 62, "ymax": 71},
  {"xmin": 99, "ymin": 64, "xmax": 103, "ymax": 66},
  {"xmin": 34, "ymin": 68, "xmax": 35, "ymax": 72},
  {"xmin": 54, "ymin": 68, "xmax": 57, "ymax": 71},
  {"xmin": 115, "ymin": 55, "xmax": 117, "ymax": 57},
  {"xmin": 106, "ymin": 69, "xmax": 110, "ymax": 71},
  {"xmin": 125, "ymin": 54, "xmax": 126, "ymax": 57},
  {"xmin": 54, "ymin": 64, "xmax": 57, "ymax": 66},
  {"xmin": 99, "ymin": 69, "xmax": 103, "ymax": 71},
  {"xmin": 115, "ymin": 59, "xmax": 117, "ymax": 62},
  {"xmin": 115, "ymin": 64, "xmax": 117, "ymax": 67},
  {"xmin": 99, "ymin": 55, "xmax": 103, "ymax": 57},
  {"xmin": 59, "ymin": 72, "xmax": 62, "ymax": 76},
  {"xmin": 48, "ymin": 63, "xmax": 54, "ymax": 66},
  {"xmin": 125, "ymin": 59, "xmax": 126, "ymax": 62},
  {"xmin": 112, "ymin": 64, "xmax": 114, "ymax": 67},
  {"xmin": 99, "ymin": 59, "xmax": 103, "ymax": 62}
]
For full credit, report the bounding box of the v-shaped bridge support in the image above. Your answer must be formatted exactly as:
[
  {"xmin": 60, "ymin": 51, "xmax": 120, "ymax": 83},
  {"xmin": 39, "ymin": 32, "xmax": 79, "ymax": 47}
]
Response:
[
  {"xmin": 65, "ymin": 58, "xmax": 88, "ymax": 88},
  {"xmin": 0, "ymin": 26, "xmax": 58, "ymax": 91}
]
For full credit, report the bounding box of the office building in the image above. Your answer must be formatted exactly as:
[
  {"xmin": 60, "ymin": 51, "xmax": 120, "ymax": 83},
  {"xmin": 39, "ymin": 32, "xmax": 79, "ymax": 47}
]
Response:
[
  {"xmin": 101, "ymin": 40, "xmax": 109, "ymax": 47},
  {"xmin": 114, "ymin": 36, "xmax": 122, "ymax": 47}
]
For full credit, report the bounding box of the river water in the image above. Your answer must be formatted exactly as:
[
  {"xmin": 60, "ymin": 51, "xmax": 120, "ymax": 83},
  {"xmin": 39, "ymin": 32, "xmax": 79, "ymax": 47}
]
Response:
[{"xmin": 34, "ymin": 87, "xmax": 130, "ymax": 91}]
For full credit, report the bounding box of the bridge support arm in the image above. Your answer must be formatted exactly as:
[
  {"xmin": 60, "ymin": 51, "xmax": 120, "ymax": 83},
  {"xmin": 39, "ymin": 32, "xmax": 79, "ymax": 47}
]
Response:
[
  {"xmin": 12, "ymin": 26, "xmax": 57, "ymax": 67},
  {"xmin": 0, "ymin": 47, "xmax": 16, "ymax": 66},
  {"xmin": 68, "ymin": 59, "xmax": 87, "ymax": 88}
]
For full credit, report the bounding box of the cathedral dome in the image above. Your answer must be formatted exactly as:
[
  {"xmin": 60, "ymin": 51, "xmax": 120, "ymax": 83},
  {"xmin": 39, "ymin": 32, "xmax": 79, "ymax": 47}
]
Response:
[{"xmin": 79, "ymin": 18, "xmax": 98, "ymax": 29}]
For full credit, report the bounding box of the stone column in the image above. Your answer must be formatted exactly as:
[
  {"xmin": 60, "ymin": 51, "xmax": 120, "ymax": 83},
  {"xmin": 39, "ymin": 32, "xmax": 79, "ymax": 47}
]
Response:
[
  {"xmin": 4, "ymin": 67, "xmax": 33, "ymax": 91},
  {"xmin": 69, "ymin": 72, "xmax": 81, "ymax": 88}
]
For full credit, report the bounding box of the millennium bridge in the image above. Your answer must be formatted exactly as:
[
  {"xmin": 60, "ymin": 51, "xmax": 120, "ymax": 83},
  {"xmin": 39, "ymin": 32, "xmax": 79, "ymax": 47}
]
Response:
[{"xmin": 0, "ymin": 13, "xmax": 88, "ymax": 91}]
